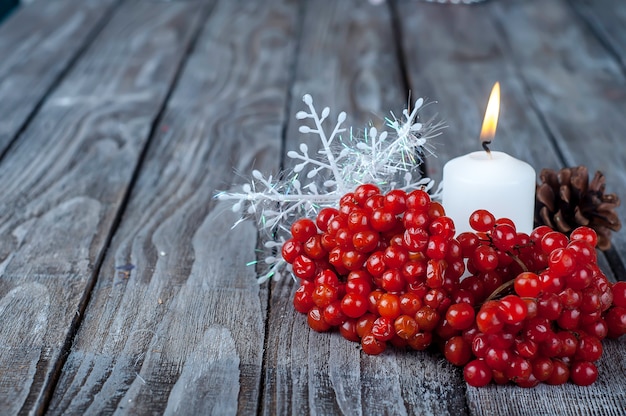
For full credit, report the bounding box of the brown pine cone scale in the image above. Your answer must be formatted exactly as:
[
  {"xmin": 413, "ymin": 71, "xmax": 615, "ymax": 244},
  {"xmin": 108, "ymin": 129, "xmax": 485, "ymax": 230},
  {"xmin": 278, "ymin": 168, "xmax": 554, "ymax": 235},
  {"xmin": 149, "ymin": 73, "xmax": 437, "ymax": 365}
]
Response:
[{"xmin": 535, "ymin": 166, "xmax": 621, "ymax": 250}]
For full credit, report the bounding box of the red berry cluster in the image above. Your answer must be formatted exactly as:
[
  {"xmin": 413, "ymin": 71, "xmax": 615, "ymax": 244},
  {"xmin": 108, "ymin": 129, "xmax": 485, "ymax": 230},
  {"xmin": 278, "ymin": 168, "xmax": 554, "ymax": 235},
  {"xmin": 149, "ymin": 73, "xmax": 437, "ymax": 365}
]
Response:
[
  {"xmin": 457, "ymin": 212, "xmax": 625, "ymax": 387},
  {"xmin": 281, "ymin": 184, "xmax": 626, "ymax": 387}
]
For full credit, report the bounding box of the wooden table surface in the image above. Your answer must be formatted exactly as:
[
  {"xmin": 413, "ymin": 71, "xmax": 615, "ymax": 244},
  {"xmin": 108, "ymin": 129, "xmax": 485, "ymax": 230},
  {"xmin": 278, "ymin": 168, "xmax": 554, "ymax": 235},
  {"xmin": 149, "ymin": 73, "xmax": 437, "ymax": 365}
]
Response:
[{"xmin": 0, "ymin": 0, "xmax": 625, "ymax": 414}]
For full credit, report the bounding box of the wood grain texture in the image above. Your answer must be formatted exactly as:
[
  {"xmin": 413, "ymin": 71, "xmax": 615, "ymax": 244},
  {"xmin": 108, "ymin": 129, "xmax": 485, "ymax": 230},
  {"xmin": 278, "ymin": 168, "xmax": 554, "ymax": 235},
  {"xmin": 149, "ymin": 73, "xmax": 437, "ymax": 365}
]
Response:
[
  {"xmin": 394, "ymin": 0, "xmax": 563, "ymax": 185},
  {"xmin": 0, "ymin": 2, "xmax": 204, "ymax": 414},
  {"xmin": 569, "ymin": 0, "xmax": 626, "ymax": 71},
  {"xmin": 262, "ymin": 1, "xmax": 468, "ymax": 415},
  {"xmin": 0, "ymin": 0, "xmax": 117, "ymax": 154},
  {"xmin": 489, "ymin": 0, "xmax": 626, "ymax": 272},
  {"xmin": 396, "ymin": 0, "xmax": 626, "ymax": 414},
  {"xmin": 48, "ymin": 0, "xmax": 299, "ymax": 414}
]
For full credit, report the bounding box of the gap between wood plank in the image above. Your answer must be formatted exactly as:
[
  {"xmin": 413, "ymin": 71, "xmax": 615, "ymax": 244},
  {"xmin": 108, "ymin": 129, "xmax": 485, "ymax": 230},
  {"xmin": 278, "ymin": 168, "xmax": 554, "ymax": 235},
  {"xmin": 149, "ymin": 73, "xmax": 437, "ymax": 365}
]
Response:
[
  {"xmin": 36, "ymin": 2, "xmax": 217, "ymax": 415},
  {"xmin": 567, "ymin": 0, "xmax": 626, "ymax": 78},
  {"xmin": 13, "ymin": 1, "xmax": 127, "ymax": 413},
  {"xmin": 564, "ymin": 0, "xmax": 626, "ymax": 281},
  {"xmin": 256, "ymin": 0, "xmax": 307, "ymax": 414},
  {"xmin": 0, "ymin": 0, "xmax": 123, "ymax": 169},
  {"xmin": 388, "ymin": 0, "xmax": 429, "ymax": 180}
]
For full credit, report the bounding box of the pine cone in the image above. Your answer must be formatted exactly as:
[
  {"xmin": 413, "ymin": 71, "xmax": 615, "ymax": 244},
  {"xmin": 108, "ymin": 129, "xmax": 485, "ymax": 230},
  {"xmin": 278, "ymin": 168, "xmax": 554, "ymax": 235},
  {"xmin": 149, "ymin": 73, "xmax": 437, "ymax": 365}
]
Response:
[{"xmin": 535, "ymin": 166, "xmax": 621, "ymax": 250}]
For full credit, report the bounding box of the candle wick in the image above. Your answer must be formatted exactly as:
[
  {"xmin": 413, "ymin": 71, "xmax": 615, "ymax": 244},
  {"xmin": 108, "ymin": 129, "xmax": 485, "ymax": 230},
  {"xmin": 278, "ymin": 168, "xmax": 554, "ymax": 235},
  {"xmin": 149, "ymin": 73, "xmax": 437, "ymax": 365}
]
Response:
[{"xmin": 482, "ymin": 140, "xmax": 492, "ymax": 158}]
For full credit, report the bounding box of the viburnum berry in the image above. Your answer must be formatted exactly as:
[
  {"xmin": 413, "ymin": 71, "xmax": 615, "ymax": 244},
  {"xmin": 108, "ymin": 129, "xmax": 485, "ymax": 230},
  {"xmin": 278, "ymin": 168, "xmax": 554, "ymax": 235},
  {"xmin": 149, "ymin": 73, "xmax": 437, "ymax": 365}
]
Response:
[
  {"xmin": 469, "ymin": 209, "xmax": 495, "ymax": 233},
  {"xmin": 570, "ymin": 361, "xmax": 598, "ymax": 386},
  {"xmin": 405, "ymin": 189, "xmax": 430, "ymax": 211},
  {"xmin": 446, "ymin": 302, "xmax": 475, "ymax": 331},
  {"xmin": 464, "ymin": 359, "xmax": 492, "ymax": 387},
  {"xmin": 316, "ymin": 207, "xmax": 339, "ymax": 232},
  {"xmin": 285, "ymin": 190, "xmax": 626, "ymax": 387},
  {"xmin": 291, "ymin": 218, "xmax": 318, "ymax": 243},
  {"xmin": 444, "ymin": 336, "xmax": 472, "ymax": 366}
]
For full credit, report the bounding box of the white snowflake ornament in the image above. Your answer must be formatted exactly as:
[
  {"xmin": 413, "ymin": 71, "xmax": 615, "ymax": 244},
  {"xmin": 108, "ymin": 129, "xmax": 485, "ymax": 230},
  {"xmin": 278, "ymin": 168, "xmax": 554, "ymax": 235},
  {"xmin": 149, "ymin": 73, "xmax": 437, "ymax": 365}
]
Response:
[{"xmin": 218, "ymin": 94, "xmax": 444, "ymax": 282}]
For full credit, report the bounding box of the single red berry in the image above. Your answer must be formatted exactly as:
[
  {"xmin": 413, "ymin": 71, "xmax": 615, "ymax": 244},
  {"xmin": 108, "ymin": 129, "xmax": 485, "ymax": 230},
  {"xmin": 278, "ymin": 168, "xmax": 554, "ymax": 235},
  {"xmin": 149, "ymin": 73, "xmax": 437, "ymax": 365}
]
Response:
[
  {"xmin": 291, "ymin": 218, "xmax": 318, "ymax": 243},
  {"xmin": 361, "ymin": 333, "xmax": 387, "ymax": 355},
  {"xmin": 384, "ymin": 245, "xmax": 409, "ymax": 269},
  {"xmin": 403, "ymin": 227, "xmax": 429, "ymax": 252},
  {"xmin": 497, "ymin": 295, "xmax": 528, "ymax": 324},
  {"xmin": 403, "ymin": 209, "xmax": 430, "ymax": 229},
  {"xmin": 353, "ymin": 230, "xmax": 379, "ymax": 253},
  {"xmin": 469, "ymin": 210, "xmax": 495, "ymax": 233},
  {"xmin": 293, "ymin": 284, "xmax": 315, "ymax": 313},
  {"xmin": 399, "ymin": 292, "xmax": 423, "ymax": 315},
  {"xmin": 341, "ymin": 293, "xmax": 368, "ymax": 318},
  {"xmin": 540, "ymin": 231, "xmax": 569, "ymax": 254},
  {"xmin": 307, "ymin": 306, "xmax": 331, "ymax": 332},
  {"xmin": 415, "ymin": 306, "xmax": 440, "ymax": 332},
  {"xmin": 485, "ymin": 347, "xmax": 511, "ymax": 372},
  {"xmin": 575, "ymin": 335, "xmax": 603, "ymax": 362},
  {"xmin": 570, "ymin": 361, "xmax": 598, "ymax": 386},
  {"xmin": 514, "ymin": 272, "xmax": 542, "ymax": 298},
  {"xmin": 380, "ymin": 269, "xmax": 405, "ymax": 293},
  {"xmin": 428, "ymin": 201, "xmax": 446, "ymax": 219},
  {"xmin": 444, "ymin": 336, "xmax": 472, "ymax": 366},
  {"xmin": 429, "ymin": 216, "xmax": 455, "ymax": 240},
  {"xmin": 356, "ymin": 313, "xmax": 376, "ymax": 338},
  {"xmin": 548, "ymin": 248, "xmax": 577, "ymax": 278},
  {"xmin": 569, "ymin": 226, "xmax": 598, "ymax": 248},
  {"xmin": 304, "ymin": 234, "xmax": 327, "ymax": 259},
  {"xmin": 408, "ymin": 331, "xmax": 433, "ymax": 351},
  {"xmin": 339, "ymin": 319, "xmax": 360, "ymax": 342},
  {"xmin": 426, "ymin": 235, "xmax": 448, "ymax": 260},
  {"xmin": 377, "ymin": 293, "xmax": 401, "ymax": 319},
  {"xmin": 492, "ymin": 223, "xmax": 517, "ymax": 252},
  {"xmin": 532, "ymin": 357, "xmax": 554, "ymax": 381},
  {"xmin": 315, "ymin": 269, "xmax": 340, "ymax": 287},
  {"xmin": 472, "ymin": 245, "xmax": 499, "ymax": 272},
  {"xmin": 312, "ymin": 284, "xmax": 339, "ymax": 308},
  {"xmin": 371, "ymin": 317, "xmax": 395, "ymax": 341},
  {"xmin": 536, "ymin": 292, "xmax": 563, "ymax": 321},
  {"xmin": 446, "ymin": 303, "xmax": 476, "ymax": 331},
  {"xmin": 457, "ymin": 232, "xmax": 480, "ymax": 258},
  {"xmin": 345, "ymin": 273, "xmax": 372, "ymax": 295},
  {"xmin": 281, "ymin": 238, "xmax": 303, "ymax": 264},
  {"xmin": 464, "ymin": 359, "xmax": 492, "ymax": 387},
  {"xmin": 370, "ymin": 208, "xmax": 398, "ymax": 232},
  {"xmin": 316, "ymin": 207, "xmax": 340, "ymax": 232},
  {"xmin": 323, "ymin": 301, "xmax": 347, "ymax": 326},
  {"xmin": 293, "ymin": 254, "xmax": 316, "ymax": 280},
  {"xmin": 342, "ymin": 250, "xmax": 366, "ymax": 271},
  {"xmin": 567, "ymin": 240, "xmax": 597, "ymax": 265},
  {"xmin": 426, "ymin": 259, "xmax": 445, "ymax": 289},
  {"xmin": 506, "ymin": 356, "xmax": 532, "ymax": 383},
  {"xmin": 394, "ymin": 315, "xmax": 418, "ymax": 339},
  {"xmin": 354, "ymin": 184, "xmax": 381, "ymax": 206},
  {"xmin": 406, "ymin": 189, "xmax": 431, "ymax": 211},
  {"xmin": 384, "ymin": 189, "xmax": 407, "ymax": 215},
  {"xmin": 476, "ymin": 301, "xmax": 505, "ymax": 334},
  {"xmin": 402, "ymin": 259, "xmax": 427, "ymax": 284}
]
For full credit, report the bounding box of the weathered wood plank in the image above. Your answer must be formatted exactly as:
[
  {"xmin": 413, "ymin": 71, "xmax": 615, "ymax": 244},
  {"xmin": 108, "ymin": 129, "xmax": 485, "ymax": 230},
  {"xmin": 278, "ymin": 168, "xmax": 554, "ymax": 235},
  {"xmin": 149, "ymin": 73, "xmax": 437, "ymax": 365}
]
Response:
[
  {"xmin": 489, "ymin": 0, "xmax": 626, "ymax": 277},
  {"xmin": 0, "ymin": 0, "xmax": 118, "ymax": 154},
  {"xmin": 262, "ymin": 1, "xmax": 468, "ymax": 414},
  {"xmin": 47, "ymin": 0, "xmax": 299, "ymax": 414},
  {"xmin": 396, "ymin": 0, "xmax": 626, "ymax": 414},
  {"xmin": 569, "ymin": 0, "xmax": 626, "ymax": 72},
  {"xmin": 0, "ymin": 2, "xmax": 204, "ymax": 414}
]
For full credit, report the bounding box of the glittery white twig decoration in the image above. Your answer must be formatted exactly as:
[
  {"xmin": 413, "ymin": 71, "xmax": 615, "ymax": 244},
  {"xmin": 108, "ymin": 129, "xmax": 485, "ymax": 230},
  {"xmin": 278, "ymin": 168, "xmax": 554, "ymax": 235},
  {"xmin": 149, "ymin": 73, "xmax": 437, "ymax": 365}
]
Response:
[{"xmin": 218, "ymin": 94, "xmax": 444, "ymax": 283}]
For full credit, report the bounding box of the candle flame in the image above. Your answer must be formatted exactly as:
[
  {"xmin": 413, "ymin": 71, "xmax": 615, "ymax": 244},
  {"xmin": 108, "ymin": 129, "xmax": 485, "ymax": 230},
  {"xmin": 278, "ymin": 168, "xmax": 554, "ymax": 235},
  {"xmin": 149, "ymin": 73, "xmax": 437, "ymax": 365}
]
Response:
[{"xmin": 480, "ymin": 82, "xmax": 500, "ymax": 154}]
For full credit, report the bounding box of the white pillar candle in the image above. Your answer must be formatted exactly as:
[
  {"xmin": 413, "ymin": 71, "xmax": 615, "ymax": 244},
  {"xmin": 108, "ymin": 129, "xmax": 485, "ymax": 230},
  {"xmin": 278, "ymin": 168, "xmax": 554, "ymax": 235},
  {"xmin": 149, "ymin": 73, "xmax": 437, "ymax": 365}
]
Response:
[{"xmin": 442, "ymin": 151, "xmax": 536, "ymax": 234}]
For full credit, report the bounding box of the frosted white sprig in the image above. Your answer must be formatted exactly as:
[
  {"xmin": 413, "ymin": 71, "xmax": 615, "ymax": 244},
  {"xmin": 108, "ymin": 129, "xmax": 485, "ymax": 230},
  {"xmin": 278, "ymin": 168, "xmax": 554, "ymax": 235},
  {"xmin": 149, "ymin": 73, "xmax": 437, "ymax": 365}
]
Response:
[{"xmin": 217, "ymin": 94, "xmax": 444, "ymax": 283}]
